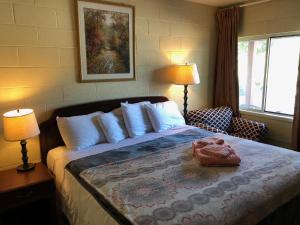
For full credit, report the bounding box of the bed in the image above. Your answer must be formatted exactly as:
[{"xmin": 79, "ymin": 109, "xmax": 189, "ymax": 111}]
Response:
[{"xmin": 39, "ymin": 96, "xmax": 300, "ymax": 225}]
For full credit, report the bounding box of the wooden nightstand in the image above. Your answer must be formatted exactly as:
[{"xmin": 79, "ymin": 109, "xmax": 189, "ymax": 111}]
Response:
[{"xmin": 0, "ymin": 163, "xmax": 57, "ymax": 225}]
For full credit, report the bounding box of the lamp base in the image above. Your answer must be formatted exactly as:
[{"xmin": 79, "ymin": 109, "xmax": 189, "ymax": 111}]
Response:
[
  {"xmin": 183, "ymin": 84, "xmax": 189, "ymax": 122},
  {"xmin": 17, "ymin": 163, "xmax": 35, "ymax": 172}
]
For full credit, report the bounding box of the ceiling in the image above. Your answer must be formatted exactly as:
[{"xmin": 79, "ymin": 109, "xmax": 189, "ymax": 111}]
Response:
[{"xmin": 185, "ymin": 0, "xmax": 256, "ymax": 7}]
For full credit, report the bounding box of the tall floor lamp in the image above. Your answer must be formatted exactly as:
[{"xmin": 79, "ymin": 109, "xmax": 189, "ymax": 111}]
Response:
[{"xmin": 173, "ymin": 63, "xmax": 200, "ymax": 121}]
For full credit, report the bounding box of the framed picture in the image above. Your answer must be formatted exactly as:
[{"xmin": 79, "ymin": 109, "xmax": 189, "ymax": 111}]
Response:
[{"xmin": 75, "ymin": 0, "xmax": 135, "ymax": 82}]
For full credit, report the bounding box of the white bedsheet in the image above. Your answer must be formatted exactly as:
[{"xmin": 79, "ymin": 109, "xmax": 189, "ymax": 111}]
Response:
[{"xmin": 47, "ymin": 126, "xmax": 194, "ymax": 225}]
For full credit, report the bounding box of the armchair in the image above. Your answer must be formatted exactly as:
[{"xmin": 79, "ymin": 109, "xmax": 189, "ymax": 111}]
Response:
[{"xmin": 187, "ymin": 106, "xmax": 268, "ymax": 142}]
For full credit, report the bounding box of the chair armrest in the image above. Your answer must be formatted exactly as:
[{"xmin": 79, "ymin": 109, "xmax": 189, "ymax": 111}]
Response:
[
  {"xmin": 231, "ymin": 117, "xmax": 268, "ymax": 141},
  {"xmin": 187, "ymin": 107, "xmax": 233, "ymax": 132},
  {"xmin": 189, "ymin": 122, "xmax": 228, "ymax": 135}
]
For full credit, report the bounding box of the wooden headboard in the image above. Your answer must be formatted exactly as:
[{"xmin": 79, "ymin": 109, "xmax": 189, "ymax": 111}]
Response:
[{"xmin": 39, "ymin": 96, "xmax": 169, "ymax": 165}]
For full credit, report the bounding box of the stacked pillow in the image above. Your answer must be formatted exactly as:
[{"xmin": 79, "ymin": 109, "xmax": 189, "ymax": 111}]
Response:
[
  {"xmin": 97, "ymin": 108, "xmax": 128, "ymax": 143},
  {"xmin": 57, "ymin": 101, "xmax": 186, "ymax": 150},
  {"xmin": 121, "ymin": 101, "xmax": 153, "ymax": 137},
  {"xmin": 145, "ymin": 101, "xmax": 185, "ymax": 132},
  {"xmin": 57, "ymin": 111, "xmax": 106, "ymax": 151}
]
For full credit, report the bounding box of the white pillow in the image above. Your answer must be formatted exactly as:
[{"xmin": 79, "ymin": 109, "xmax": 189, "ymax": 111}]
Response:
[
  {"xmin": 121, "ymin": 101, "xmax": 153, "ymax": 137},
  {"xmin": 97, "ymin": 108, "xmax": 128, "ymax": 143},
  {"xmin": 57, "ymin": 111, "xmax": 106, "ymax": 150},
  {"xmin": 145, "ymin": 101, "xmax": 186, "ymax": 132}
]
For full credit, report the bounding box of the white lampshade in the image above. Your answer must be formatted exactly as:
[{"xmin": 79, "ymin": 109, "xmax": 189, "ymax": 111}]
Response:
[
  {"xmin": 3, "ymin": 109, "xmax": 40, "ymax": 142},
  {"xmin": 173, "ymin": 63, "xmax": 200, "ymax": 85}
]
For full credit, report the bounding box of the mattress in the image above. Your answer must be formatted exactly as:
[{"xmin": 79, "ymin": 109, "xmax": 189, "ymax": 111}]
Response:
[
  {"xmin": 47, "ymin": 126, "xmax": 193, "ymax": 225},
  {"xmin": 47, "ymin": 126, "xmax": 300, "ymax": 225}
]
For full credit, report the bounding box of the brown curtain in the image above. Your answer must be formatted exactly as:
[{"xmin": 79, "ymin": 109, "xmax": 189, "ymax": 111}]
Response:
[
  {"xmin": 292, "ymin": 54, "xmax": 300, "ymax": 151},
  {"xmin": 213, "ymin": 7, "xmax": 240, "ymax": 116}
]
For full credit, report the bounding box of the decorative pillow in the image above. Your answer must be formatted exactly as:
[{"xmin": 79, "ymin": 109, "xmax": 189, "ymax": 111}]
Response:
[
  {"xmin": 187, "ymin": 106, "xmax": 233, "ymax": 131},
  {"xmin": 57, "ymin": 111, "xmax": 105, "ymax": 150},
  {"xmin": 97, "ymin": 108, "xmax": 128, "ymax": 143},
  {"xmin": 145, "ymin": 101, "xmax": 185, "ymax": 132},
  {"xmin": 121, "ymin": 101, "xmax": 153, "ymax": 137}
]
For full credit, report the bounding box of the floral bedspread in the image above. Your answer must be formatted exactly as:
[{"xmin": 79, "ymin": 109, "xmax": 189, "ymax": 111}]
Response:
[{"xmin": 66, "ymin": 128, "xmax": 300, "ymax": 225}]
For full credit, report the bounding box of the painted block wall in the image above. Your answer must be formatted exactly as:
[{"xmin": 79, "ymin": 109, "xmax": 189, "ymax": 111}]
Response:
[
  {"xmin": 239, "ymin": 0, "xmax": 300, "ymax": 148},
  {"xmin": 0, "ymin": 0, "xmax": 217, "ymax": 170}
]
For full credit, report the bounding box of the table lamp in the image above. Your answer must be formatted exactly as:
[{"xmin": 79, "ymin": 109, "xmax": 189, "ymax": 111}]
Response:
[
  {"xmin": 173, "ymin": 63, "xmax": 200, "ymax": 121},
  {"xmin": 3, "ymin": 109, "xmax": 40, "ymax": 172}
]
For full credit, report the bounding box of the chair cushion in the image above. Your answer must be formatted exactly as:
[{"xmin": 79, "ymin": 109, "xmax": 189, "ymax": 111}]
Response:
[
  {"xmin": 230, "ymin": 117, "xmax": 268, "ymax": 141},
  {"xmin": 187, "ymin": 106, "xmax": 233, "ymax": 131},
  {"xmin": 189, "ymin": 122, "xmax": 228, "ymax": 134}
]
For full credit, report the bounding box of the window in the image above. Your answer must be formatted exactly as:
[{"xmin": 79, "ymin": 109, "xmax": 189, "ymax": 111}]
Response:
[{"xmin": 238, "ymin": 35, "xmax": 300, "ymax": 116}]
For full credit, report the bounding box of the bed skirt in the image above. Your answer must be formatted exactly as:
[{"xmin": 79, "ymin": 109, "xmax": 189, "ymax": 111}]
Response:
[{"xmin": 257, "ymin": 194, "xmax": 300, "ymax": 225}]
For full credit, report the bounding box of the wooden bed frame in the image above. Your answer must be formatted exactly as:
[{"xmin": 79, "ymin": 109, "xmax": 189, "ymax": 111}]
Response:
[{"xmin": 38, "ymin": 96, "xmax": 168, "ymax": 165}]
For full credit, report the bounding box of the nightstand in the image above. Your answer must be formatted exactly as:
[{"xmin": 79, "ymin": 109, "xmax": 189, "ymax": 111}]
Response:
[{"xmin": 0, "ymin": 163, "xmax": 57, "ymax": 225}]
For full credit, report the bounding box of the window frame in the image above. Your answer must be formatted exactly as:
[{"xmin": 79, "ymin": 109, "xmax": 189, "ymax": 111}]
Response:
[{"xmin": 238, "ymin": 32, "xmax": 300, "ymax": 117}]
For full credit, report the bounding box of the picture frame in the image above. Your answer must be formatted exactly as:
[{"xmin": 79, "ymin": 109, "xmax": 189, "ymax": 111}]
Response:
[{"xmin": 75, "ymin": 0, "xmax": 135, "ymax": 82}]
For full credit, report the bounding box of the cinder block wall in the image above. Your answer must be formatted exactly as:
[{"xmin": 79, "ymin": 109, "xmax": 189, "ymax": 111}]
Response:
[
  {"xmin": 239, "ymin": 0, "xmax": 300, "ymax": 148},
  {"xmin": 0, "ymin": 0, "xmax": 217, "ymax": 170}
]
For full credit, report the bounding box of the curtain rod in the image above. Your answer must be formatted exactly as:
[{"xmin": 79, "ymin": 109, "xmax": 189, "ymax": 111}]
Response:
[
  {"xmin": 219, "ymin": 0, "xmax": 272, "ymax": 10},
  {"xmin": 239, "ymin": 0, "xmax": 272, "ymax": 8}
]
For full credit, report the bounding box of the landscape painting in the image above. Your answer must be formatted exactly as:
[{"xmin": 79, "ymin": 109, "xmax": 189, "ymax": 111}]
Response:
[{"xmin": 76, "ymin": 1, "xmax": 135, "ymax": 82}]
